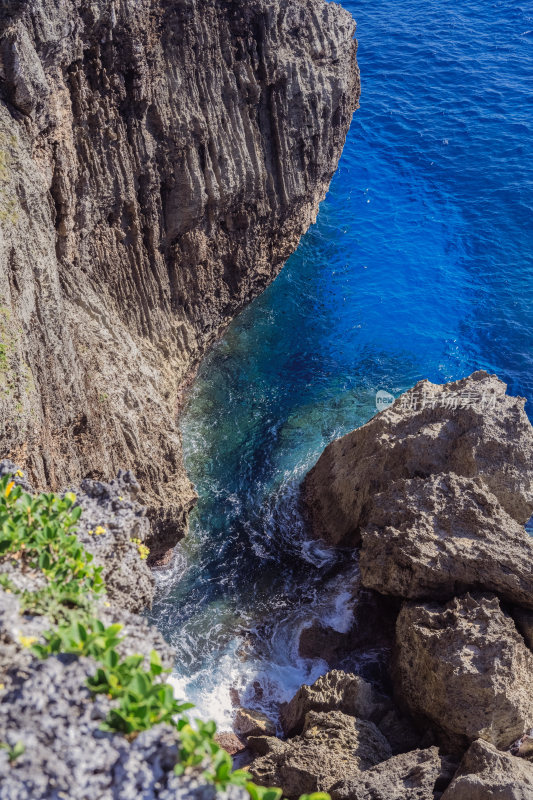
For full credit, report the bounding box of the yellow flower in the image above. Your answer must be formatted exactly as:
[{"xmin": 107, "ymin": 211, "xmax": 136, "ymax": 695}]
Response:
[
  {"xmin": 118, "ymin": 496, "xmax": 124, "ymax": 501},
  {"xmin": 103, "ymin": 601, "xmax": 111, "ymax": 607},
  {"xmin": 64, "ymin": 491, "xmax": 76, "ymax": 505},
  {"xmin": 87, "ymin": 529, "xmax": 94, "ymax": 536},
  {"xmin": 14, "ymin": 470, "xmax": 23, "ymax": 478},
  {"xmin": 94, "ymin": 526, "xmax": 106, "ymax": 536},
  {"xmin": 18, "ymin": 635, "xmax": 37, "ymax": 648},
  {"xmin": 0, "ymin": 683, "xmax": 4, "ymax": 690},
  {"xmin": 5, "ymin": 481, "xmax": 14, "ymax": 498},
  {"xmin": 137, "ymin": 543, "xmax": 150, "ymax": 560}
]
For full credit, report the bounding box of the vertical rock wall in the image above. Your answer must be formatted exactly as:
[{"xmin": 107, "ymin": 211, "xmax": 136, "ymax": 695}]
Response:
[{"xmin": 0, "ymin": 0, "xmax": 359, "ymax": 555}]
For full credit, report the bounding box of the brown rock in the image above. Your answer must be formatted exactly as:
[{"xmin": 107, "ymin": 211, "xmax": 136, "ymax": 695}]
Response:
[
  {"xmin": 0, "ymin": 0, "xmax": 359, "ymax": 556},
  {"xmin": 234, "ymin": 708, "xmax": 276, "ymax": 738},
  {"xmin": 512, "ymin": 607, "xmax": 533, "ymax": 652},
  {"xmin": 376, "ymin": 708, "xmax": 424, "ymax": 756},
  {"xmin": 441, "ymin": 739, "xmax": 533, "ymax": 800},
  {"xmin": 250, "ymin": 710, "xmax": 392, "ymax": 798},
  {"xmin": 298, "ymin": 621, "xmax": 352, "ymax": 662},
  {"xmin": 280, "ymin": 670, "xmax": 386, "ymax": 737},
  {"xmin": 394, "ymin": 594, "xmax": 533, "ymax": 751},
  {"xmin": 303, "ymin": 372, "xmax": 533, "ymax": 546},
  {"xmin": 360, "ymin": 473, "xmax": 533, "ymax": 608},
  {"xmin": 214, "ymin": 732, "xmax": 248, "ymax": 757},
  {"xmin": 331, "ymin": 747, "xmax": 455, "ymax": 800}
]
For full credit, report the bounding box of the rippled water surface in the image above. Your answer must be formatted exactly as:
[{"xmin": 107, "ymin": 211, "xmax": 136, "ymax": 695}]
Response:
[{"xmin": 150, "ymin": 0, "xmax": 533, "ymax": 728}]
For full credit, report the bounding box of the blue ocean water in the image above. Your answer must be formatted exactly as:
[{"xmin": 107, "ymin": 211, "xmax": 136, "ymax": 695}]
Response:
[{"xmin": 151, "ymin": 0, "xmax": 533, "ymax": 727}]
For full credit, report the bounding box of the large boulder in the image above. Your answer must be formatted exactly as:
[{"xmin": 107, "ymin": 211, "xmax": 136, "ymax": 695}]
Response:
[
  {"xmin": 359, "ymin": 473, "xmax": 533, "ymax": 608},
  {"xmin": 331, "ymin": 747, "xmax": 456, "ymax": 800},
  {"xmin": 302, "ymin": 372, "xmax": 533, "ymax": 546},
  {"xmin": 280, "ymin": 671, "xmax": 386, "ymax": 737},
  {"xmin": 441, "ymin": 739, "xmax": 533, "ymax": 800},
  {"xmin": 249, "ymin": 710, "xmax": 392, "ymax": 798},
  {"xmin": 394, "ymin": 594, "xmax": 533, "ymax": 751}
]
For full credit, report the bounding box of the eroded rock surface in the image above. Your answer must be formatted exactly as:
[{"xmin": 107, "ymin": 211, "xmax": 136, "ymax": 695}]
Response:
[
  {"xmin": 280, "ymin": 670, "xmax": 386, "ymax": 737},
  {"xmin": 250, "ymin": 710, "xmax": 392, "ymax": 798},
  {"xmin": 441, "ymin": 739, "xmax": 533, "ymax": 800},
  {"xmin": 331, "ymin": 747, "xmax": 456, "ymax": 800},
  {"xmin": 303, "ymin": 372, "xmax": 533, "ymax": 546},
  {"xmin": 0, "ymin": 0, "xmax": 359, "ymax": 558},
  {"xmin": 394, "ymin": 594, "xmax": 533, "ymax": 751},
  {"xmin": 360, "ymin": 472, "xmax": 533, "ymax": 607}
]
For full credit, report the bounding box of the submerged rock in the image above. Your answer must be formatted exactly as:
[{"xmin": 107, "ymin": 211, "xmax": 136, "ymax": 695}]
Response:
[
  {"xmin": 394, "ymin": 594, "xmax": 533, "ymax": 751},
  {"xmin": 250, "ymin": 710, "xmax": 392, "ymax": 798},
  {"xmin": 359, "ymin": 472, "xmax": 533, "ymax": 608},
  {"xmin": 302, "ymin": 371, "xmax": 533, "ymax": 546},
  {"xmin": 330, "ymin": 747, "xmax": 456, "ymax": 800},
  {"xmin": 440, "ymin": 739, "xmax": 533, "ymax": 800}
]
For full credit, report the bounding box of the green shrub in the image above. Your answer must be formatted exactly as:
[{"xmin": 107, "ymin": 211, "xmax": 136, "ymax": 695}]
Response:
[
  {"xmin": 0, "ymin": 475, "xmax": 330, "ymax": 800},
  {"xmin": 0, "ymin": 475, "xmax": 104, "ymax": 618}
]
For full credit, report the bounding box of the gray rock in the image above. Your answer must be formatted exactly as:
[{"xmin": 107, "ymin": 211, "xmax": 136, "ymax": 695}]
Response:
[
  {"xmin": 73, "ymin": 470, "xmax": 155, "ymax": 612},
  {"xmin": 303, "ymin": 371, "xmax": 533, "ymax": 546},
  {"xmin": 394, "ymin": 594, "xmax": 533, "ymax": 751},
  {"xmin": 250, "ymin": 710, "xmax": 392, "ymax": 798},
  {"xmin": 0, "ymin": 651, "xmax": 223, "ymax": 799},
  {"xmin": 440, "ymin": 739, "xmax": 533, "ymax": 800},
  {"xmin": 360, "ymin": 472, "xmax": 533, "ymax": 608},
  {"xmin": 331, "ymin": 747, "xmax": 455, "ymax": 800}
]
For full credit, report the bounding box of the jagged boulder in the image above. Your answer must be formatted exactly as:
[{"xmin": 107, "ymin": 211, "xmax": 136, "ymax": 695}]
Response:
[
  {"xmin": 249, "ymin": 710, "xmax": 392, "ymax": 798},
  {"xmin": 280, "ymin": 671, "xmax": 386, "ymax": 737},
  {"xmin": 330, "ymin": 747, "xmax": 456, "ymax": 800},
  {"xmin": 302, "ymin": 372, "xmax": 533, "ymax": 546},
  {"xmin": 394, "ymin": 594, "xmax": 533, "ymax": 751},
  {"xmin": 441, "ymin": 739, "xmax": 533, "ymax": 800},
  {"xmin": 359, "ymin": 473, "xmax": 533, "ymax": 607},
  {"xmin": 234, "ymin": 709, "xmax": 276, "ymax": 738}
]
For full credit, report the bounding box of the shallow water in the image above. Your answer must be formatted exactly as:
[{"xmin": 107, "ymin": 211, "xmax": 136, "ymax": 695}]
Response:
[{"xmin": 150, "ymin": 0, "xmax": 533, "ymax": 729}]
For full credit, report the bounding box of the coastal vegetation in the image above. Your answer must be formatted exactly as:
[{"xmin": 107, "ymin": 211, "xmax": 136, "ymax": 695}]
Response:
[{"xmin": 0, "ymin": 472, "xmax": 327, "ymax": 800}]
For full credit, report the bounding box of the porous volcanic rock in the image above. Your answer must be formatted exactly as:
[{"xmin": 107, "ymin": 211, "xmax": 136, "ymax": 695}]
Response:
[
  {"xmin": 0, "ymin": 0, "xmax": 359, "ymax": 559},
  {"xmin": 394, "ymin": 593, "xmax": 533, "ymax": 751},
  {"xmin": 73, "ymin": 470, "xmax": 155, "ymax": 612},
  {"xmin": 303, "ymin": 372, "xmax": 533, "ymax": 546},
  {"xmin": 330, "ymin": 747, "xmax": 456, "ymax": 800},
  {"xmin": 234, "ymin": 708, "xmax": 276, "ymax": 738},
  {"xmin": 440, "ymin": 739, "xmax": 533, "ymax": 800},
  {"xmin": 280, "ymin": 670, "xmax": 386, "ymax": 737},
  {"xmin": 249, "ymin": 710, "xmax": 392, "ymax": 798},
  {"xmin": 359, "ymin": 472, "xmax": 533, "ymax": 608}
]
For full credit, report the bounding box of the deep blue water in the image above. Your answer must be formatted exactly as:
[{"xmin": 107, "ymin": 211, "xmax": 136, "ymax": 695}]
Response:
[{"xmin": 151, "ymin": 0, "xmax": 533, "ymax": 727}]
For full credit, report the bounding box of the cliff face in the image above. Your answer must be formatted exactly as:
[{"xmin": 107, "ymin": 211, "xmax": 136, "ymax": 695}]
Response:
[{"xmin": 0, "ymin": 0, "xmax": 359, "ymax": 557}]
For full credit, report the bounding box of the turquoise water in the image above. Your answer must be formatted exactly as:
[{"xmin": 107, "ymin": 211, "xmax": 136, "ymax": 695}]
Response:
[{"xmin": 151, "ymin": 0, "xmax": 533, "ymax": 728}]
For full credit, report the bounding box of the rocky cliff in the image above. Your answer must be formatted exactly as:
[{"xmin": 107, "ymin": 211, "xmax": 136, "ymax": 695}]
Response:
[{"xmin": 0, "ymin": 0, "xmax": 359, "ymax": 559}]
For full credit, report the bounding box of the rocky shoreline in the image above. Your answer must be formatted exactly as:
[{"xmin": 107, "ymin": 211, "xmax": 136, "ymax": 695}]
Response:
[
  {"xmin": 1, "ymin": 371, "xmax": 533, "ymax": 798},
  {"xmin": 234, "ymin": 371, "xmax": 533, "ymax": 798},
  {"xmin": 1, "ymin": 0, "xmax": 532, "ymax": 798}
]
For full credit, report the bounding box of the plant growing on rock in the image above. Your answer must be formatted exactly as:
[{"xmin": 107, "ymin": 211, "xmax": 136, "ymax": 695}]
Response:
[{"xmin": 0, "ymin": 474, "xmax": 330, "ymax": 800}]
